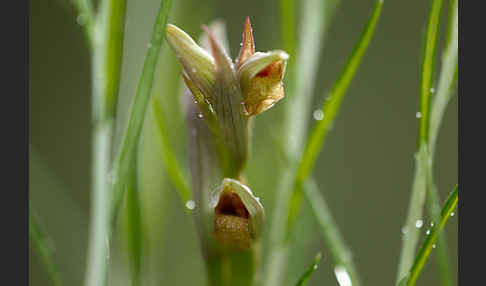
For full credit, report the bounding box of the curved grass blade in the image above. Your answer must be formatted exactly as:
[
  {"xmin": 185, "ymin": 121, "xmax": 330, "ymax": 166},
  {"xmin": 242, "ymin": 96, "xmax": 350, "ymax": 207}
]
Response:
[
  {"xmin": 418, "ymin": 0, "xmax": 445, "ymax": 144},
  {"xmin": 396, "ymin": 0, "xmax": 445, "ymax": 282},
  {"xmin": 295, "ymin": 0, "xmax": 384, "ymax": 184},
  {"xmin": 30, "ymin": 205, "xmax": 63, "ymax": 286},
  {"xmin": 303, "ymin": 180, "xmax": 361, "ymax": 286},
  {"xmin": 426, "ymin": 1, "xmax": 458, "ymax": 284},
  {"xmin": 111, "ymin": 0, "xmax": 173, "ymax": 227},
  {"xmin": 151, "ymin": 97, "xmax": 192, "ymax": 204},
  {"xmin": 403, "ymin": 185, "xmax": 458, "ymax": 286},
  {"xmin": 107, "ymin": 0, "xmax": 173, "ymax": 284},
  {"xmin": 295, "ymin": 252, "xmax": 322, "ymax": 286}
]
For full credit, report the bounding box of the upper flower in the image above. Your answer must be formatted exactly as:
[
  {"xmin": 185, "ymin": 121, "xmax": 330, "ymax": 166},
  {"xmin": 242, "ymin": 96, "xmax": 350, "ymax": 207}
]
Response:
[{"xmin": 165, "ymin": 17, "xmax": 289, "ymax": 118}]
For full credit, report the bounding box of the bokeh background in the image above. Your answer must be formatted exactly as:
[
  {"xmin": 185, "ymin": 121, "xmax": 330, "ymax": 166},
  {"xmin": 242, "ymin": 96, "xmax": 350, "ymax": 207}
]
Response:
[{"xmin": 29, "ymin": 0, "xmax": 458, "ymax": 285}]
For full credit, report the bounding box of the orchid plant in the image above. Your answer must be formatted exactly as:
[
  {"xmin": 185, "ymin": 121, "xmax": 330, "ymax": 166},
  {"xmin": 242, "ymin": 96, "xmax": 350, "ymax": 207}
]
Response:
[{"xmin": 165, "ymin": 17, "xmax": 288, "ymax": 286}]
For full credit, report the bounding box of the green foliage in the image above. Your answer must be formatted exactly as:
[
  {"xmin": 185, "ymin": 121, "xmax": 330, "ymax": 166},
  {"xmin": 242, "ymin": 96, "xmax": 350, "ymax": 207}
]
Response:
[{"xmin": 295, "ymin": 253, "xmax": 322, "ymax": 286}]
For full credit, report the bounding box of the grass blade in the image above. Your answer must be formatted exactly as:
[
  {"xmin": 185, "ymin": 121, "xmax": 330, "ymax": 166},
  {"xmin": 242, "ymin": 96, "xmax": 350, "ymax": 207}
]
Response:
[
  {"xmin": 429, "ymin": 0, "xmax": 458, "ymax": 157},
  {"xmin": 396, "ymin": 0, "xmax": 445, "ymax": 282},
  {"xmin": 418, "ymin": 0, "xmax": 445, "ymax": 144},
  {"xmin": 108, "ymin": 0, "xmax": 173, "ymax": 284},
  {"xmin": 72, "ymin": 0, "xmax": 95, "ymax": 45},
  {"xmin": 287, "ymin": 3, "xmax": 383, "ymax": 284},
  {"xmin": 84, "ymin": 0, "xmax": 127, "ymax": 285},
  {"xmin": 404, "ymin": 185, "xmax": 458, "ymax": 286},
  {"xmin": 295, "ymin": 0, "xmax": 384, "ymax": 183},
  {"xmin": 151, "ymin": 97, "xmax": 192, "ymax": 204},
  {"xmin": 264, "ymin": 0, "xmax": 342, "ymax": 285},
  {"xmin": 295, "ymin": 253, "xmax": 322, "ymax": 286},
  {"xmin": 426, "ymin": 1, "xmax": 458, "ymax": 284},
  {"xmin": 29, "ymin": 206, "xmax": 63, "ymax": 286},
  {"xmin": 303, "ymin": 180, "xmax": 361, "ymax": 286},
  {"xmin": 111, "ymin": 0, "xmax": 173, "ymax": 227}
]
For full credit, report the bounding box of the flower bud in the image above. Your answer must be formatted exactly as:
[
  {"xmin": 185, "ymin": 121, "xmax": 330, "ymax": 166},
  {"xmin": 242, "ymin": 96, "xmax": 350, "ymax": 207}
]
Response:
[
  {"xmin": 237, "ymin": 50, "xmax": 289, "ymax": 116},
  {"xmin": 165, "ymin": 24, "xmax": 216, "ymax": 104},
  {"xmin": 212, "ymin": 178, "xmax": 264, "ymax": 250}
]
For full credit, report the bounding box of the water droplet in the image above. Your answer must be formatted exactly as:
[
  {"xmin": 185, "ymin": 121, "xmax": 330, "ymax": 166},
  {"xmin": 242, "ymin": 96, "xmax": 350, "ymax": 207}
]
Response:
[
  {"xmin": 430, "ymin": 87, "xmax": 435, "ymax": 93},
  {"xmin": 334, "ymin": 266, "xmax": 352, "ymax": 286},
  {"xmin": 76, "ymin": 14, "xmax": 87, "ymax": 25},
  {"xmin": 240, "ymin": 42, "xmax": 243, "ymax": 46},
  {"xmin": 185, "ymin": 200, "xmax": 196, "ymax": 210},
  {"xmin": 450, "ymin": 212, "xmax": 455, "ymax": 217},
  {"xmin": 426, "ymin": 229, "xmax": 431, "ymax": 235},
  {"xmin": 416, "ymin": 112, "xmax": 422, "ymax": 118},
  {"xmin": 313, "ymin": 110, "xmax": 324, "ymax": 121},
  {"xmin": 401, "ymin": 226, "xmax": 409, "ymax": 234},
  {"xmin": 432, "ymin": 244, "xmax": 436, "ymax": 249},
  {"xmin": 415, "ymin": 219, "xmax": 423, "ymax": 228},
  {"xmin": 313, "ymin": 264, "xmax": 318, "ymax": 270},
  {"xmin": 198, "ymin": 113, "xmax": 203, "ymax": 119},
  {"xmin": 430, "ymin": 222, "xmax": 434, "ymax": 227}
]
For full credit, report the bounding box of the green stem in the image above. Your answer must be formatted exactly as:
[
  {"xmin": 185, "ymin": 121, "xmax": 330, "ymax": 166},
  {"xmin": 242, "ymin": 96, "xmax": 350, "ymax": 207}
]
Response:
[
  {"xmin": 303, "ymin": 180, "xmax": 361, "ymax": 286},
  {"xmin": 265, "ymin": 0, "xmax": 341, "ymax": 285},
  {"xmin": 111, "ymin": 0, "xmax": 174, "ymax": 227},
  {"xmin": 80, "ymin": 0, "xmax": 127, "ymax": 285},
  {"xmin": 426, "ymin": 0, "xmax": 458, "ymax": 284},
  {"xmin": 151, "ymin": 97, "xmax": 192, "ymax": 204},
  {"xmin": 396, "ymin": 0, "xmax": 444, "ymax": 282},
  {"xmin": 407, "ymin": 186, "xmax": 458, "ymax": 286}
]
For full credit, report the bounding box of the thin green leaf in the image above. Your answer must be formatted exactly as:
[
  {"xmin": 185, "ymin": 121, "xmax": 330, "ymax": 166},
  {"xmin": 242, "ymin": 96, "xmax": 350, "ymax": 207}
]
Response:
[
  {"xmin": 406, "ymin": 185, "xmax": 458, "ymax": 286},
  {"xmin": 72, "ymin": 0, "xmax": 96, "ymax": 45},
  {"xmin": 396, "ymin": 0, "xmax": 445, "ymax": 282},
  {"xmin": 107, "ymin": 0, "xmax": 173, "ymax": 284},
  {"xmin": 84, "ymin": 0, "xmax": 127, "ymax": 285},
  {"xmin": 303, "ymin": 180, "xmax": 361, "ymax": 286},
  {"xmin": 426, "ymin": 1, "xmax": 458, "ymax": 284},
  {"xmin": 429, "ymin": 0, "xmax": 458, "ymax": 157},
  {"xmin": 418, "ymin": 0, "xmax": 444, "ymax": 144},
  {"xmin": 295, "ymin": 253, "xmax": 322, "ymax": 286},
  {"xmin": 296, "ymin": 0, "xmax": 384, "ymax": 184},
  {"xmin": 111, "ymin": 0, "xmax": 173, "ymax": 226},
  {"xmin": 151, "ymin": 97, "xmax": 192, "ymax": 204},
  {"xmin": 30, "ymin": 206, "xmax": 63, "ymax": 286},
  {"xmin": 266, "ymin": 1, "xmax": 342, "ymax": 285}
]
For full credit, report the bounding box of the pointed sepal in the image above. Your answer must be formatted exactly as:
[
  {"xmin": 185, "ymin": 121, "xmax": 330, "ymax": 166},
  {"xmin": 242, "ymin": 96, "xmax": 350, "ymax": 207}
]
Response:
[{"xmin": 236, "ymin": 16, "xmax": 255, "ymax": 69}]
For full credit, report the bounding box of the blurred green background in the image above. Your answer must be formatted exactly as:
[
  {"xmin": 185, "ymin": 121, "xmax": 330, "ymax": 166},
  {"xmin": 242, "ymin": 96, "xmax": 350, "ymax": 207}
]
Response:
[{"xmin": 29, "ymin": 0, "xmax": 457, "ymax": 285}]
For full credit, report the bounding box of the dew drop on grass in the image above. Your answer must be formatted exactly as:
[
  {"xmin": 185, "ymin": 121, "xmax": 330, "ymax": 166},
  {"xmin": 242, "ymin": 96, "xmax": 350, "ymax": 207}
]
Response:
[
  {"xmin": 334, "ymin": 266, "xmax": 352, "ymax": 286},
  {"xmin": 426, "ymin": 229, "xmax": 431, "ymax": 235},
  {"xmin": 185, "ymin": 200, "xmax": 196, "ymax": 210},
  {"xmin": 198, "ymin": 113, "xmax": 203, "ymax": 119},
  {"xmin": 430, "ymin": 222, "xmax": 434, "ymax": 227},
  {"xmin": 313, "ymin": 110, "xmax": 324, "ymax": 121},
  {"xmin": 450, "ymin": 212, "xmax": 455, "ymax": 217},
  {"xmin": 430, "ymin": 87, "xmax": 435, "ymax": 93},
  {"xmin": 76, "ymin": 14, "xmax": 87, "ymax": 25},
  {"xmin": 416, "ymin": 112, "xmax": 422, "ymax": 119},
  {"xmin": 401, "ymin": 226, "xmax": 409, "ymax": 234},
  {"xmin": 432, "ymin": 244, "xmax": 436, "ymax": 249},
  {"xmin": 313, "ymin": 264, "xmax": 318, "ymax": 270},
  {"xmin": 415, "ymin": 219, "xmax": 423, "ymax": 228}
]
